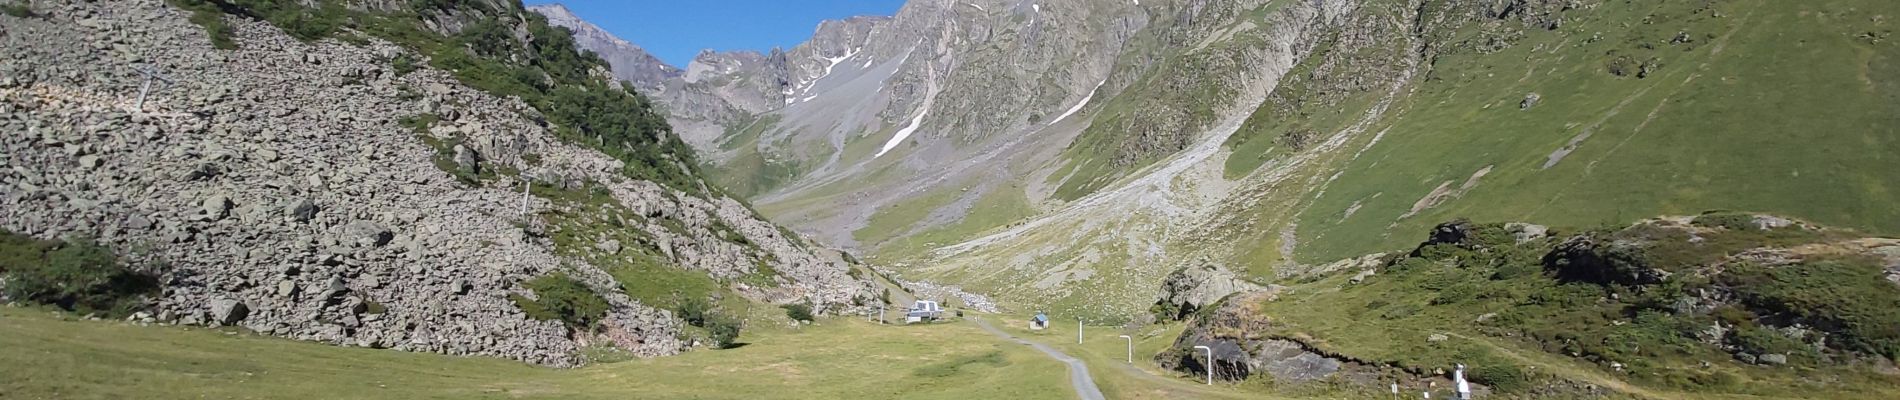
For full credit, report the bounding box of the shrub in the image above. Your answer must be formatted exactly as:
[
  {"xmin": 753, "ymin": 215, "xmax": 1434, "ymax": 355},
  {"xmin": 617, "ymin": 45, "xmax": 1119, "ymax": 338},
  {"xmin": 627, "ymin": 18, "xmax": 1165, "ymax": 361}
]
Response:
[
  {"xmin": 170, "ymin": 0, "xmax": 237, "ymax": 49},
  {"xmin": 782, "ymin": 302, "xmax": 814, "ymax": 322},
  {"xmin": 674, "ymin": 295, "xmax": 711, "ymax": 326},
  {"xmin": 1730, "ymin": 325, "xmax": 1807, "ymax": 358},
  {"xmin": 1471, "ymin": 363, "xmax": 1528, "ymax": 392},
  {"xmin": 1692, "ymin": 212, "xmax": 1758, "ymax": 231},
  {"xmin": 512, "ymin": 273, "xmax": 609, "ymax": 330},
  {"xmin": 703, "ymin": 312, "xmax": 743, "ymax": 348},
  {"xmin": 389, "ymin": 53, "xmax": 419, "ymax": 76},
  {"xmin": 3, "ymin": 2, "xmax": 34, "ymax": 18},
  {"xmin": 0, "ymin": 232, "xmax": 156, "ymax": 317}
]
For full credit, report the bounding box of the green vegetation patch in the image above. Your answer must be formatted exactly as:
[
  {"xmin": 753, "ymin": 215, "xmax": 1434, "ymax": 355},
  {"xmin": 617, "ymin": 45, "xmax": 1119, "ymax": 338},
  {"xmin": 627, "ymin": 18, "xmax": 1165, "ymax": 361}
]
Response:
[
  {"xmin": 3, "ymin": 1, "xmax": 36, "ymax": 18},
  {"xmin": 510, "ymin": 272, "xmax": 609, "ymax": 331},
  {"xmin": 0, "ymin": 231, "xmax": 156, "ymax": 318}
]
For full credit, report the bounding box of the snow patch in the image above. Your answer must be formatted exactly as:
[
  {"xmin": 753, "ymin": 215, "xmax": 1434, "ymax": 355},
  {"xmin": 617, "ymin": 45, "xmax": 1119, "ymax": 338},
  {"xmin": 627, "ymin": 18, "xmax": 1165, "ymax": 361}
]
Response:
[
  {"xmin": 876, "ymin": 108, "xmax": 930, "ymax": 158},
  {"xmin": 787, "ymin": 47, "xmax": 862, "ymax": 102},
  {"xmin": 1049, "ymin": 80, "xmax": 1106, "ymax": 125},
  {"xmin": 966, "ymin": 2, "xmax": 986, "ymax": 11},
  {"xmin": 1032, "ymin": 4, "xmax": 1041, "ymax": 13}
]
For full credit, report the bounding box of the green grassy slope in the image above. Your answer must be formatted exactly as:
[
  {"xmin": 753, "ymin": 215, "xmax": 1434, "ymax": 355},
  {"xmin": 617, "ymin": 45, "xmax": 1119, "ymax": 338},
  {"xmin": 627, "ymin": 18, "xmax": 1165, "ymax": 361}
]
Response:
[
  {"xmin": 1193, "ymin": 217, "xmax": 1900, "ymax": 399},
  {"xmin": 0, "ymin": 307, "xmax": 1073, "ymax": 399},
  {"xmin": 1218, "ymin": 0, "xmax": 1900, "ymax": 265}
]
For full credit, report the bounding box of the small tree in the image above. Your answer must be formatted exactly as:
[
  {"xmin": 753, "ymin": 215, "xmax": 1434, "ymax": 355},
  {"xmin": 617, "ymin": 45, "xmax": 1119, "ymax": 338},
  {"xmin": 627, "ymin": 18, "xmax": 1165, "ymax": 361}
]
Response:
[{"xmin": 704, "ymin": 312, "xmax": 743, "ymax": 348}]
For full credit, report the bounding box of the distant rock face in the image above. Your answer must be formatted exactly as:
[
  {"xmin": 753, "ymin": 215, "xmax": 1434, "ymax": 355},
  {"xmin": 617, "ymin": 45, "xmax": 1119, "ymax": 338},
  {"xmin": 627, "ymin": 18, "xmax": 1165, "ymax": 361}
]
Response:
[
  {"xmin": 528, "ymin": 4, "xmax": 679, "ymax": 93},
  {"xmin": 1, "ymin": 0, "xmax": 875, "ymax": 367},
  {"xmin": 1153, "ymin": 262, "xmax": 1266, "ymax": 320}
]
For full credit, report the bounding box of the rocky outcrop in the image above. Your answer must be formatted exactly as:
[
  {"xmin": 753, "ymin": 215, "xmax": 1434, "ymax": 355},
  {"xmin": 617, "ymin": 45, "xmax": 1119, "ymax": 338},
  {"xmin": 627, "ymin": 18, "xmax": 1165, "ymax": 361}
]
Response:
[
  {"xmin": 1152, "ymin": 261, "xmax": 1266, "ymax": 320},
  {"xmin": 528, "ymin": 4, "xmax": 680, "ymax": 94},
  {"xmin": 1155, "ymin": 290, "xmax": 1378, "ymax": 384},
  {"xmin": 0, "ymin": 0, "xmax": 875, "ymax": 366}
]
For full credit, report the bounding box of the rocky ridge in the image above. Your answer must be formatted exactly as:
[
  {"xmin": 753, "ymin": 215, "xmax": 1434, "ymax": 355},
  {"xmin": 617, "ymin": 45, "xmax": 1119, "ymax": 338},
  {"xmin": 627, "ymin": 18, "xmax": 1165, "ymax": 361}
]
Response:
[{"xmin": 0, "ymin": 0, "xmax": 876, "ymax": 366}]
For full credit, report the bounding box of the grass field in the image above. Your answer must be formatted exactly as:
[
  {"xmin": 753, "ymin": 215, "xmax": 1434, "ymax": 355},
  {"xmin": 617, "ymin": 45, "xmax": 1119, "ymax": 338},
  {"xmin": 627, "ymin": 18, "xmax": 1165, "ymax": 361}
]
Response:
[{"xmin": 0, "ymin": 307, "xmax": 1074, "ymax": 399}]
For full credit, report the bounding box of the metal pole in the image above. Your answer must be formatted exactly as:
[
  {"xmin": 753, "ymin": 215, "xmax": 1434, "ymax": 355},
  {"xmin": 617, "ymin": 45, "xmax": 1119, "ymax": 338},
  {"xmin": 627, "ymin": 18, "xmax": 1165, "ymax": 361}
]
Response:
[
  {"xmin": 1193, "ymin": 345, "xmax": 1213, "ymax": 385},
  {"xmin": 133, "ymin": 65, "xmax": 173, "ymax": 113},
  {"xmin": 520, "ymin": 180, "xmax": 532, "ymax": 216},
  {"xmin": 136, "ymin": 78, "xmax": 152, "ymax": 111},
  {"xmin": 1077, "ymin": 318, "xmax": 1083, "ymax": 344},
  {"xmin": 1118, "ymin": 335, "xmax": 1132, "ymax": 364}
]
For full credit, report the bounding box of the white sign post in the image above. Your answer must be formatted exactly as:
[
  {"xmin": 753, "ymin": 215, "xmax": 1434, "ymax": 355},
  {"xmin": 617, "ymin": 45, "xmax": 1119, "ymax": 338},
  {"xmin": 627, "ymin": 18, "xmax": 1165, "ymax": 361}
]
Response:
[{"xmin": 1192, "ymin": 345, "xmax": 1213, "ymax": 385}]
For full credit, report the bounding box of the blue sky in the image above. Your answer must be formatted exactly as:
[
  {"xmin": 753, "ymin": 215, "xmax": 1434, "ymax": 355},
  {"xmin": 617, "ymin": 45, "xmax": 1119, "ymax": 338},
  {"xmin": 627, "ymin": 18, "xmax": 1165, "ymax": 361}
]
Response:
[{"xmin": 527, "ymin": 0, "xmax": 909, "ymax": 67}]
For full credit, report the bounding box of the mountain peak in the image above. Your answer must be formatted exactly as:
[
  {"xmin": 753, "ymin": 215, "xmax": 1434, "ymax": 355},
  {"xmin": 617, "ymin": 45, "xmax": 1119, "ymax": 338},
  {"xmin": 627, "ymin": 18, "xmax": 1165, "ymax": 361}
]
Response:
[{"xmin": 528, "ymin": 4, "xmax": 681, "ymax": 91}]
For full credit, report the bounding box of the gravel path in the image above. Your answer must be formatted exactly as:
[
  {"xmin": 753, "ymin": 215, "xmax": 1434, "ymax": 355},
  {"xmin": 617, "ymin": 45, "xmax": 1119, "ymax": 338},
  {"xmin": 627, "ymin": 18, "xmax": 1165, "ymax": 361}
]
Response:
[{"xmin": 970, "ymin": 318, "xmax": 1106, "ymax": 400}]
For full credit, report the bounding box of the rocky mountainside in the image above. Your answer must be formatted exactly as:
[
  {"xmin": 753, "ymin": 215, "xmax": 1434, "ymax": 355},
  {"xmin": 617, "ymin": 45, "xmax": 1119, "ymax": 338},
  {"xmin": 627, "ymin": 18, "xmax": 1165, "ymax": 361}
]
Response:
[
  {"xmin": 543, "ymin": 0, "xmax": 1900, "ymax": 325},
  {"xmin": 0, "ymin": 0, "xmax": 877, "ymax": 366},
  {"xmin": 527, "ymin": 3, "xmax": 679, "ymax": 93}
]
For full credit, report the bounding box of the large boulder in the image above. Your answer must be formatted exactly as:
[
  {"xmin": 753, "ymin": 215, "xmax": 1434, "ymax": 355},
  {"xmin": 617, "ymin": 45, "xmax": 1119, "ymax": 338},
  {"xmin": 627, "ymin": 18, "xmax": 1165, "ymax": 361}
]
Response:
[
  {"xmin": 1153, "ymin": 261, "xmax": 1265, "ymax": 321},
  {"xmin": 1543, "ymin": 234, "xmax": 1667, "ymax": 285},
  {"xmin": 208, "ymin": 298, "xmax": 249, "ymax": 325},
  {"xmin": 1156, "ymin": 290, "xmax": 1374, "ymax": 384}
]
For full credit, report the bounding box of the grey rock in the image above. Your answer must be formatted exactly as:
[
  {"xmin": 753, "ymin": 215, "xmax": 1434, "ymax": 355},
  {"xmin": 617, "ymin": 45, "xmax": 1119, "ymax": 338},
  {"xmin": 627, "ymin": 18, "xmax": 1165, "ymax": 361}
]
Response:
[
  {"xmin": 342, "ymin": 221, "xmax": 393, "ymax": 247},
  {"xmin": 1759, "ymin": 353, "xmax": 1788, "ymax": 365},
  {"xmin": 276, "ymin": 279, "xmax": 300, "ymax": 299},
  {"xmin": 1520, "ymin": 93, "xmax": 1541, "ymax": 109},
  {"xmin": 287, "ymin": 198, "xmax": 318, "ymax": 222},
  {"xmin": 199, "ymin": 195, "xmax": 232, "ymax": 221},
  {"xmin": 452, "ymin": 144, "xmax": 479, "ymax": 175},
  {"xmin": 597, "ymin": 239, "xmax": 621, "ymax": 255},
  {"xmin": 77, "ymin": 154, "xmax": 103, "ymax": 170},
  {"xmin": 124, "ymin": 215, "xmax": 153, "ymax": 230},
  {"xmin": 184, "ymin": 162, "xmax": 220, "ymax": 181},
  {"xmin": 1752, "ymin": 215, "xmax": 1794, "ymax": 230},
  {"xmin": 1506, "ymin": 223, "xmax": 1548, "ymax": 243},
  {"xmin": 208, "ymin": 298, "xmax": 249, "ymax": 325}
]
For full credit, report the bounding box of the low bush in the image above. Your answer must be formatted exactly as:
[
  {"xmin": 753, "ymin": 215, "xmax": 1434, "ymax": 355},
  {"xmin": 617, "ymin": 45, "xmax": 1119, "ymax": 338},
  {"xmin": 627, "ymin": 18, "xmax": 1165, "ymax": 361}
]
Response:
[
  {"xmin": 511, "ymin": 273, "xmax": 609, "ymax": 331},
  {"xmin": 674, "ymin": 296, "xmax": 711, "ymax": 326},
  {"xmin": 3, "ymin": 2, "xmax": 34, "ymax": 18},
  {"xmin": 1691, "ymin": 212, "xmax": 1758, "ymax": 231},
  {"xmin": 782, "ymin": 302, "xmax": 814, "ymax": 322},
  {"xmin": 0, "ymin": 231, "xmax": 156, "ymax": 317},
  {"xmin": 703, "ymin": 312, "xmax": 742, "ymax": 349},
  {"xmin": 1471, "ymin": 363, "xmax": 1528, "ymax": 392}
]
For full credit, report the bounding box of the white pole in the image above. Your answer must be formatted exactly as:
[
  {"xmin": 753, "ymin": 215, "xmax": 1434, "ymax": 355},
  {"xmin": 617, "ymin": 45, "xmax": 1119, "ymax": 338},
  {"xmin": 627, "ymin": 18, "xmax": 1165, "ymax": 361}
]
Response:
[
  {"xmin": 1077, "ymin": 318, "xmax": 1083, "ymax": 344},
  {"xmin": 1118, "ymin": 335, "xmax": 1132, "ymax": 364},
  {"xmin": 136, "ymin": 77, "xmax": 152, "ymax": 111},
  {"xmin": 520, "ymin": 180, "xmax": 531, "ymax": 215},
  {"xmin": 1193, "ymin": 345, "xmax": 1213, "ymax": 385}
]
